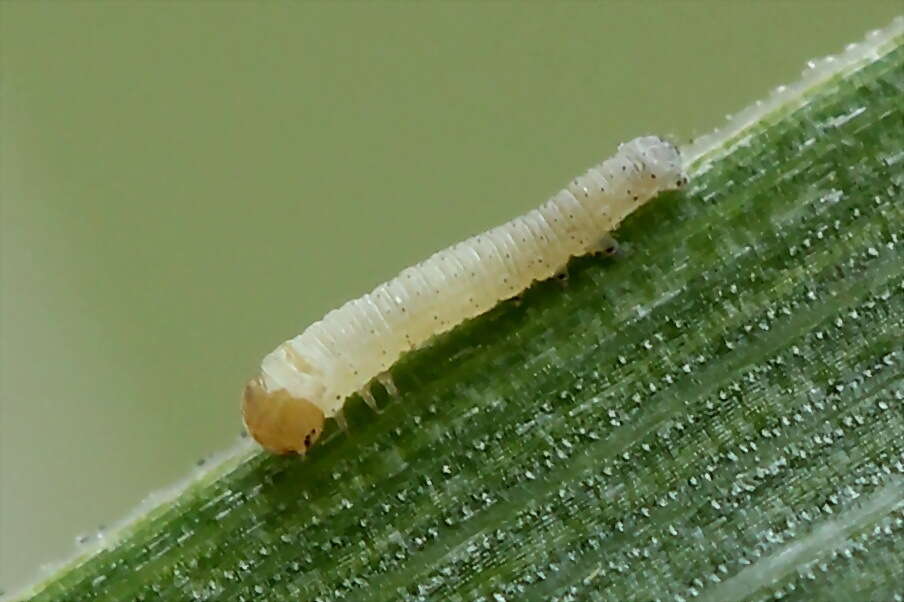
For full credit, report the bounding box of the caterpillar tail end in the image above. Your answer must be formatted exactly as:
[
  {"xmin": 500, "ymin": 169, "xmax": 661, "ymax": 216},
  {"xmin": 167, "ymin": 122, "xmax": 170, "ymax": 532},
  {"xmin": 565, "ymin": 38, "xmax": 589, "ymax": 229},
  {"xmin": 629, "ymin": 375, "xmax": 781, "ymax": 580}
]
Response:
[{"xmin": 242, "ymin": 376, "xmax": 325, "ymax": 455}]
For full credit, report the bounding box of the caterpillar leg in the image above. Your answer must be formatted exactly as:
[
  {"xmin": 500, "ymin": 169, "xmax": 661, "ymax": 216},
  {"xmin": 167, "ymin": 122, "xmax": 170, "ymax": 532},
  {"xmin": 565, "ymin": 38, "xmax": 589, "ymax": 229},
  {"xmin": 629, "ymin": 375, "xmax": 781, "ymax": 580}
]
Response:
[
  {"xmin": 377, "ymin": 372, "xmax": 399, "ymax": 397},
  {"xmin": 554, "ymin": 266, "xmax": 570, "ymax": 287},
  {"xmin": 360, "ymin": 387, "xmax": 380, "ymax": 413},
  {"xmin": 591, "ymin": 234, "xmax": 620, "ymax": 256},
  {"xmin": 334, "ymin": 409, "xmax": 349, "ymax": 432}
]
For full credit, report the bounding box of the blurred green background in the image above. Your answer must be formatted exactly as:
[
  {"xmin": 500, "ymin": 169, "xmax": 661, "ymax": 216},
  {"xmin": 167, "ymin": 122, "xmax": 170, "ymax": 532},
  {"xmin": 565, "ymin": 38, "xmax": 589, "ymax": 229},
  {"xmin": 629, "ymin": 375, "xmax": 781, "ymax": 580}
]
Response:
[{"xmin": 1, "ymin": 1, "xmax": 900, "ymax": 593}]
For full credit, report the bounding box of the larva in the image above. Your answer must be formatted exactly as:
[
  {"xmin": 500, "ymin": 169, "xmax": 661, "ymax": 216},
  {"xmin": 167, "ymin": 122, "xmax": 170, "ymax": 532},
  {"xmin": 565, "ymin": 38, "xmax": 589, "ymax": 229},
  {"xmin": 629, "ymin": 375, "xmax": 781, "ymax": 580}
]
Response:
[{"xmin": 243, "ymin": 136, "xmax": 686, "ymax": 454}]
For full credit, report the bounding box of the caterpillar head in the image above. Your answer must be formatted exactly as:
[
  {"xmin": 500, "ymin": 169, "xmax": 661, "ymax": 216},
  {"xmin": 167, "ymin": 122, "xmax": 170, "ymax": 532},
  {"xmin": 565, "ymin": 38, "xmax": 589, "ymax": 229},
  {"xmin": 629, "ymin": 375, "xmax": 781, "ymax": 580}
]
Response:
[{"xmin": 242, "ymin": 376, "xmax": 325, "ymax": 455}]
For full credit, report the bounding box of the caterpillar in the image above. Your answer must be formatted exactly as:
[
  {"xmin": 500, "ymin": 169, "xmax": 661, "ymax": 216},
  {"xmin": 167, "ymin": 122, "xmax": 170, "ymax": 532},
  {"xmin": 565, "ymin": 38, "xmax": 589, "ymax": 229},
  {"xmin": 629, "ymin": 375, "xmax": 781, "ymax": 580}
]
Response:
[{"xmin": 243, "ymin": 136, "xmax": 686, "ymax": 454}]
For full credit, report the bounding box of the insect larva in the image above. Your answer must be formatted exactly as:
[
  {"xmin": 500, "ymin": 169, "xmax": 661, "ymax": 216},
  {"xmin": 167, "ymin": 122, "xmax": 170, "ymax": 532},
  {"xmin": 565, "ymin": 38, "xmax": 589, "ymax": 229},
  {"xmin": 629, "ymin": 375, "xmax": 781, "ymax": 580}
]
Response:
[{"xmin": 243, "ymin": 136, "xmax": 686, "ymax": 454}]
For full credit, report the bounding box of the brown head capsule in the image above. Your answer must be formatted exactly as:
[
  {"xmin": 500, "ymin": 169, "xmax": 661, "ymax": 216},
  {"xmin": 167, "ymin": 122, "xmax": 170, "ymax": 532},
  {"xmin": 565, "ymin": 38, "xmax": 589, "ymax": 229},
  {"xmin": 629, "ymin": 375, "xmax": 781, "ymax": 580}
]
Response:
[{"xmin": 242, "ymin": 376, "xmax": 325, "ymax": 455}]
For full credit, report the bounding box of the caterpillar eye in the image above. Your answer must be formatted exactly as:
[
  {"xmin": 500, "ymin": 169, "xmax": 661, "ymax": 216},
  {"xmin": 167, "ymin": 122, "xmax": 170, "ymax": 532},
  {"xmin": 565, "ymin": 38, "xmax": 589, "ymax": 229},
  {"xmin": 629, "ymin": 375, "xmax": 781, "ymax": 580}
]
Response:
[{"xmin": 242, "ymin": 377, "xmax": 325, "ymax": 455}]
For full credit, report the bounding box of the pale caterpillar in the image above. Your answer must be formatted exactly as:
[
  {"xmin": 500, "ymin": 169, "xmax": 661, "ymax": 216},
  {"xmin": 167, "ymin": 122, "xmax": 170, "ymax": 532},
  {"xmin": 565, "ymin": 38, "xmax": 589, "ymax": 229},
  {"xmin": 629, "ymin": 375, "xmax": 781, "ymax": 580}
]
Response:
[{"xmin": 243, "ymin": 136, "xmax": 686, "ymax": 454}]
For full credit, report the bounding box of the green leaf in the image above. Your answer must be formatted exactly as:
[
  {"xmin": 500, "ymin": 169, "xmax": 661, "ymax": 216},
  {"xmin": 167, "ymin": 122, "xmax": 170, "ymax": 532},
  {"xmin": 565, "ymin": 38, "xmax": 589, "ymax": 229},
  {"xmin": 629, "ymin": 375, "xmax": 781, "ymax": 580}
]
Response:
[{"xmin": 16, "ymin": 20, "xmax": 904, "ymax": 602}]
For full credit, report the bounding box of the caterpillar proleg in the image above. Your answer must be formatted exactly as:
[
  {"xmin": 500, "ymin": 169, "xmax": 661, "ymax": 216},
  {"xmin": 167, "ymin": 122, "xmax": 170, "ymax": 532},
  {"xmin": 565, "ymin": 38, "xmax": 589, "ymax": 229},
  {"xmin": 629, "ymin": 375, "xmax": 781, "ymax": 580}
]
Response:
[{"xmin": 243, "ymin": 136, "xmax": 686, "ymax": 454}]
